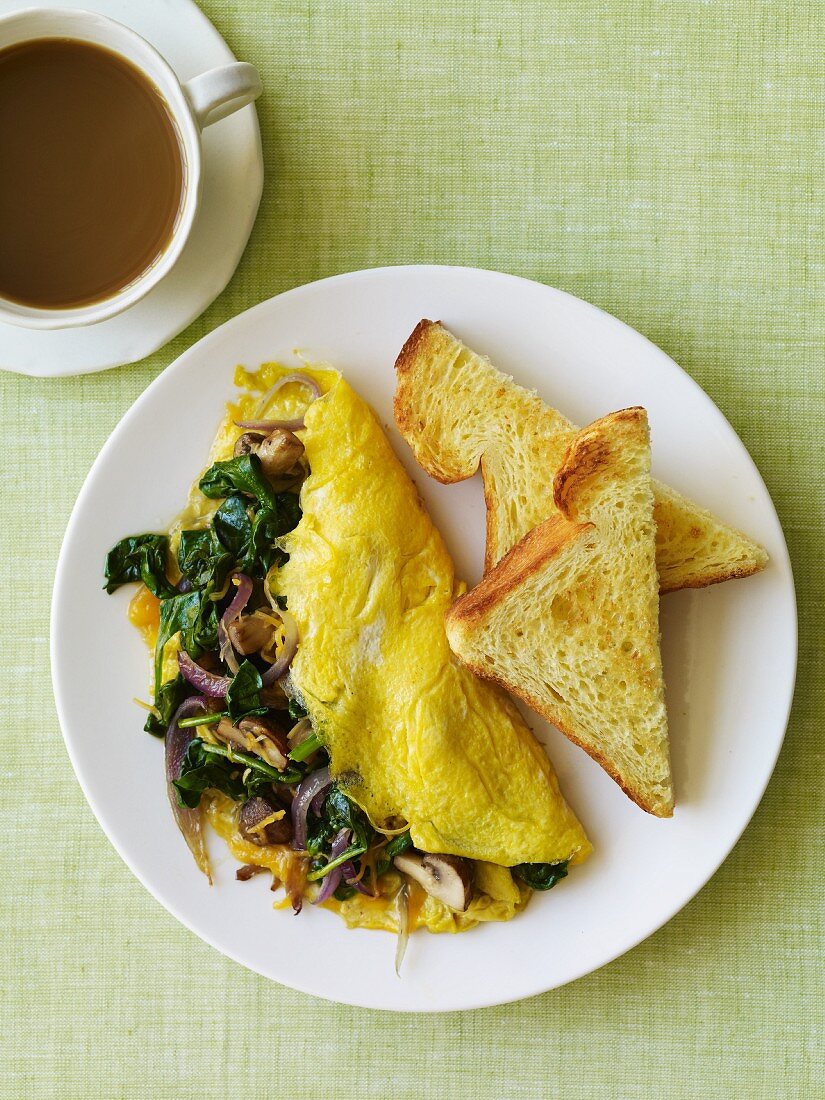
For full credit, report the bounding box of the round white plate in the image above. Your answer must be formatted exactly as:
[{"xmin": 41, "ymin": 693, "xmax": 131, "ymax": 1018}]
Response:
[
  {"xmin": 0, "ymin": 0, "xmax": 262, "ymax": 377},
  {"xmin": 51, "ymin": 266, "xmax": 797, "ymax": 1011}
]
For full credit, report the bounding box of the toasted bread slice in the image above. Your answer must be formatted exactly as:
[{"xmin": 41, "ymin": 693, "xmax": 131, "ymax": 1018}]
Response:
[
  {"xmin": 394, "ymin": 320, "xmax": 768, "ymax": 590},
  {"xmin": 446, "ymin": 408, "xmax": 674, "ymax": 817}
]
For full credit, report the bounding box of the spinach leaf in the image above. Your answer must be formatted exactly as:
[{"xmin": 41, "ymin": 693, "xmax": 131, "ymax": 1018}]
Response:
[
  {"xmin": 104, "ymin": 534, "xmax": 174, "ymax": 598},
  {"xmin": 385, "ymin": 830, "xmax": 413, "ymax": 859},
  {"xmin": 226, "ymin": 660, "xmax": 267, "ymax": 723},
  {"xmin": 144, "ymin": 674, "xmax": 187, "ymax": 738},
  {"xmin": 154, "ymin": 591, "xmax": 203, "ymax": 692},
  {"xmin": 247, "ymin": 493, "xmax": 301, "ymax": 572},
  {"xmin": 248, "ymin": 508, "xmax": 284, "ymax": 573},
  {"xmin": 198, "ymin": 741, "xmax": 301, "ymax": 787},
  {"xmin": 153, "ymin": 588, "xmax": 220, "ymax": 693},
  {"xmin": 287, "ymin": 696, "xmax": 307, "ymax": 722},
  {"xmin": 376, "ymin": 829, "xmax": 412, "ymax": 875},
  {"xmin": 512, "ymin": 860, "xmax": 569, "ymax": 891},
  {"xmin": 199, "ymin": 455, "xmax": 278, "ymax": 512},
  {"xmin": 188, "ymin": 593, "xmax": 220, "ymax": 654},
  {"xmin": 306, "ymin": 784, "xmax": 373, "ymax": 858},
  {"xmin": 272, "ymin": 492, "xmax": 302, "ymax": 535},
  {"xmin": 326, "ymin": 786, "xmax": 373, "ymax": 852},
  {"xmin": 172, "ymin": 738, "xmax": 246, "ymax": 808},
  {"xmin": 177, "ymin": 529, "xmax": 227, "ymax": 589},
  {"xmin": 213, "ymin": 494, "xmax": 253, "ymax": 562},
  {"xmin": 172, "ymin": 738, "xmax": 301, "ymax": 809}
]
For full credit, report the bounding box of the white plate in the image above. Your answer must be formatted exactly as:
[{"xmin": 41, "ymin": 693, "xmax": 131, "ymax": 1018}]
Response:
[
  {"xmin": 0, "ymin": 0, "xmax": 262, "ymax": 377},
  {"xmin": 51, "ymin": 266, "xmax": 797, "ymax": 1011}
]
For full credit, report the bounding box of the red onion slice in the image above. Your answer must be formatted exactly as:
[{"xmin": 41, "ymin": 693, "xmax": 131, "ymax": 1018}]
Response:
[
  {"xmin": 313, "ymin": 828, "xmax": 350, "ymax": 905},
  {"xmin": 235, "ymin": 417, "xmax": 306, "ymax": 433},
  {"xmin": 291, "ymin": 765, "xmax": 331, "ymax": 850},
  {"xmin": 255, "ymin": 372, "xmax": 322, "ymax": 416},
  {"xmin": 178, "ymin": 651, "xmax": 230, "ymax": 698},
  {"xmin": 341, "ymin": 861, "xmax": 374, "ymax": 897},
  {"xmin": 236, "ymin": 372, "xmax": 322, "ymax": 434},
  {"xmin": 165, "ymin": 696, "xmax": 212, "ymax": 883},
  {"xmin": 309, "ymin": 787, "xmax": 328, "ymax": 817},
  {"xmin": 260, "ymin": 609, "xmax": 299, "ymax": 686},
  {"xmin": 217, "ymin": 573, "xmax": 252, "ymax": 675}
]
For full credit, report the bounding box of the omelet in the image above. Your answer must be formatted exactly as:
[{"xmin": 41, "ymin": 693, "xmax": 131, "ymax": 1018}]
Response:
[
  {"xmin": 129, "ymin": 362, "xmax": 590, "ymax": 936},
  {"xmin": 274, "ymin": 367, "xmax": 590, "ymax": 868}
]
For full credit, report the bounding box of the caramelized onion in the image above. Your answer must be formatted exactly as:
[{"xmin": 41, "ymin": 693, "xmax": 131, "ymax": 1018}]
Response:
[
  {"xmin": 291, "ymin": 765, "xmax": 331, "ymax": 849},
  {"xmin": 341, "ymin": 860, "xmax": 373, "ymax": 896},
  {"xmin": 178, "ymin": 650, "xmax": 230, "ymax": 698},
  {"xmin": 218, "ymin": 573, "xmax": 252, "ymax": 675},
  {"xmin": 314, "ymin": 828, "xmax": 350, "ymax": 905},
  {"xmin": 255, "ymin": 372, "xmax": 321, "ymax": 415},
  {"xmin": 237, "ymin": 371, "xmax": 322, "ymax": 434},
  {"xmin": 235, "ymin": 417, "xmax": 306, "ymax": 433},
  {"xmin": 260, "ymin": 609, "xmax": 299, "ymax": 686},
  {"xmin": 165, "ymin": 696, "xmax": 212, "ymax": 883},
  {"xmin": 395, "ymin": 883, "xmax": 410, "ymax": 976}
]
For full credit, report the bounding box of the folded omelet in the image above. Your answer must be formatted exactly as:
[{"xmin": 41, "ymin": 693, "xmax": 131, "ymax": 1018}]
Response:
[
  {"xmin": 148, "ymin": 363, "xmax": 590, "ymax": 935},
  {"xmin": 274, "ymin": 367, "xmax": 590, "ymax": 868}
]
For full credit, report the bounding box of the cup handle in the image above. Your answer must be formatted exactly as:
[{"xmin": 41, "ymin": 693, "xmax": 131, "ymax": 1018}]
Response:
[{"xmin": 182, "ymin": 62, "xmax": 262, "ymax": 129}]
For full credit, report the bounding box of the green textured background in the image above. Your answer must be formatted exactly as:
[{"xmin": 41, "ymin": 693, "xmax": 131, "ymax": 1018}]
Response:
[{"xmin": 1, "ymin": 2, "xmax": 822, "ymax": 1097}]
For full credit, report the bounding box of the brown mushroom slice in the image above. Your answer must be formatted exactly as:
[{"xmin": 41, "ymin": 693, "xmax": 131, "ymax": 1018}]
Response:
[
  {"xmin": 233, "ymin": 427, "xmax": 305, "ymax": 479},
  {"xmin": 393, "ymin": 851, "xmax": 473, "ymax": 912},
  {"xmin": 233, "ymin": 431, "xmax": 265, "ymax": 458},
  {"xmin": 238, "ymin": 797, "xmax": 293, "ymax": 845},
  {"xmin": 214, "ymin": 717, "xmax": 289, "ymax": 770},
  {"xmin": 227, "ymin": 612, "xmax": 276, "ymax": 655},
  {"xmin": 255, "ymin": 428, "xmax": 304, "ymax": 478},
  {"xmin": 237, "ymin": 717, "xmax": 289, "ymax": 769}
]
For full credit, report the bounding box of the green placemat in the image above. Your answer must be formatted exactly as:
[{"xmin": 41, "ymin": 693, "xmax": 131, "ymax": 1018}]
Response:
[{"xmin": 1, "ymin": 2, "xmax": 821, "ymax": 1097}]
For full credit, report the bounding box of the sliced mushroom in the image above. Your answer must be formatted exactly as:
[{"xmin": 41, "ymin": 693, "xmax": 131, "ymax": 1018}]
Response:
[
  {"xmin": 238, "ymin": 716, "xmax": 290, "ymax": 769},
  {"xmin": 234, "ymin": 431, "xmax": 265, "ymax": 458},
  {"xmin": 238, "ymin": 797, "xmax": 293, "ymax": 845},
  {"xmin": 393, "ymin": 850, "xmax": 473, "ymax": 912},
  {"xmin": 233, "ymin": 427, "xmax": 304, "ymax": 479},
  {"xmin": 214, "ymin": 716, "xmax": 289, "ymax": 770},
  {"xmin": 256, "ymin": 429, "xmax": 304, "ymax": 478},
  {"xmin": 227, "ymin": 612, "xmax": 276, "ymax": 655}
]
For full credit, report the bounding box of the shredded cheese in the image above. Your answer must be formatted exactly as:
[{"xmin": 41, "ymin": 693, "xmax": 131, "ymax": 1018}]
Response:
[{"xmin": 250, "ymin": 810, "xmax": 286, "ymax": 837}]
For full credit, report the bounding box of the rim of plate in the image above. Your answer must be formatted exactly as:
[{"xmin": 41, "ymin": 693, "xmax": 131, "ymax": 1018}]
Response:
[{"xmin": 50, "ymin": 265, "xmax": 798, "ymax": 1011}]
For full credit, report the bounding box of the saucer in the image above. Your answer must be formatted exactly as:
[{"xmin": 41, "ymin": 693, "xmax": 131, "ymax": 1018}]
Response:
[{"xmin": 0, "ymin": 0, "xmax": 263, "ymax": 377}]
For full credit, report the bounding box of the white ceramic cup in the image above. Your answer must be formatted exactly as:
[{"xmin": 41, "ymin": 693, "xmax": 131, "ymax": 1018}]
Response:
[{"xmin": 0, "ymin": 8, "xmax": 262, "ymax": 330}]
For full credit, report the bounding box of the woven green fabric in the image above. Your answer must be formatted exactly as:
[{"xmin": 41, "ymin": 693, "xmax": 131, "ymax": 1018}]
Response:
[{"xmin": 1, "ymin": 1, "xmax": 822, "ymax": 1096}]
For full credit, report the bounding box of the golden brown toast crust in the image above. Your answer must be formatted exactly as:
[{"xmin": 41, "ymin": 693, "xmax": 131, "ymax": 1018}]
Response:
[
  {"xmin": 446, "ymin": 407, "xmax": 673, "ymax": 818},
  {"xmin": 446, "ymin": 514, "xmax": 596, "ymax": 625},
  {"xmin": 394, "ymin": 319, "xmax": 472, "ymax": 485},
  {"xmin": 554, "ymin": 407, "xmax": 646, "ymax": 520},
  {"xmin": 446, "ymin": 512, "xmax": 672, "ymax": 818},
  {"xmin": 445, "ymin": 648, "xmax": 672, "ymax": 816},
  {"xmin": 393, "ymin": 320, "xmax": 768, "ymax": 593}
]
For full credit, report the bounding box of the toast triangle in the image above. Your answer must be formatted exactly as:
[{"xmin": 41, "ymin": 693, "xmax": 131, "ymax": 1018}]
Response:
[
  {"xmin": 394, "ymin": 320, "xmax": 768, "ymax": 591},
  {"xmin": 445, "ymin": 408, "xmax": 674, "ymax": 817}
]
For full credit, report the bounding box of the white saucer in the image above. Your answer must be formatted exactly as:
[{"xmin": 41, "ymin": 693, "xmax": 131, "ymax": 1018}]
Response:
[{"xmin": 0, "ymin": 0, "xmax": 263, "ymax": 377}]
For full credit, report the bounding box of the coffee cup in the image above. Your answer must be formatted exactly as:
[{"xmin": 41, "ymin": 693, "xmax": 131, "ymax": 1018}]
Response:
[{"xmin": 0, "ymin": 7, "xmax": 262, "ymax": 330}]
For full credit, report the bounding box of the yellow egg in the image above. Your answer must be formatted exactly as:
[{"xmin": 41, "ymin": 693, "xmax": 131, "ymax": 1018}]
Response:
[{"xmin": 277, "ymin": 368, "xmax": 590, "ymax": 869}]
